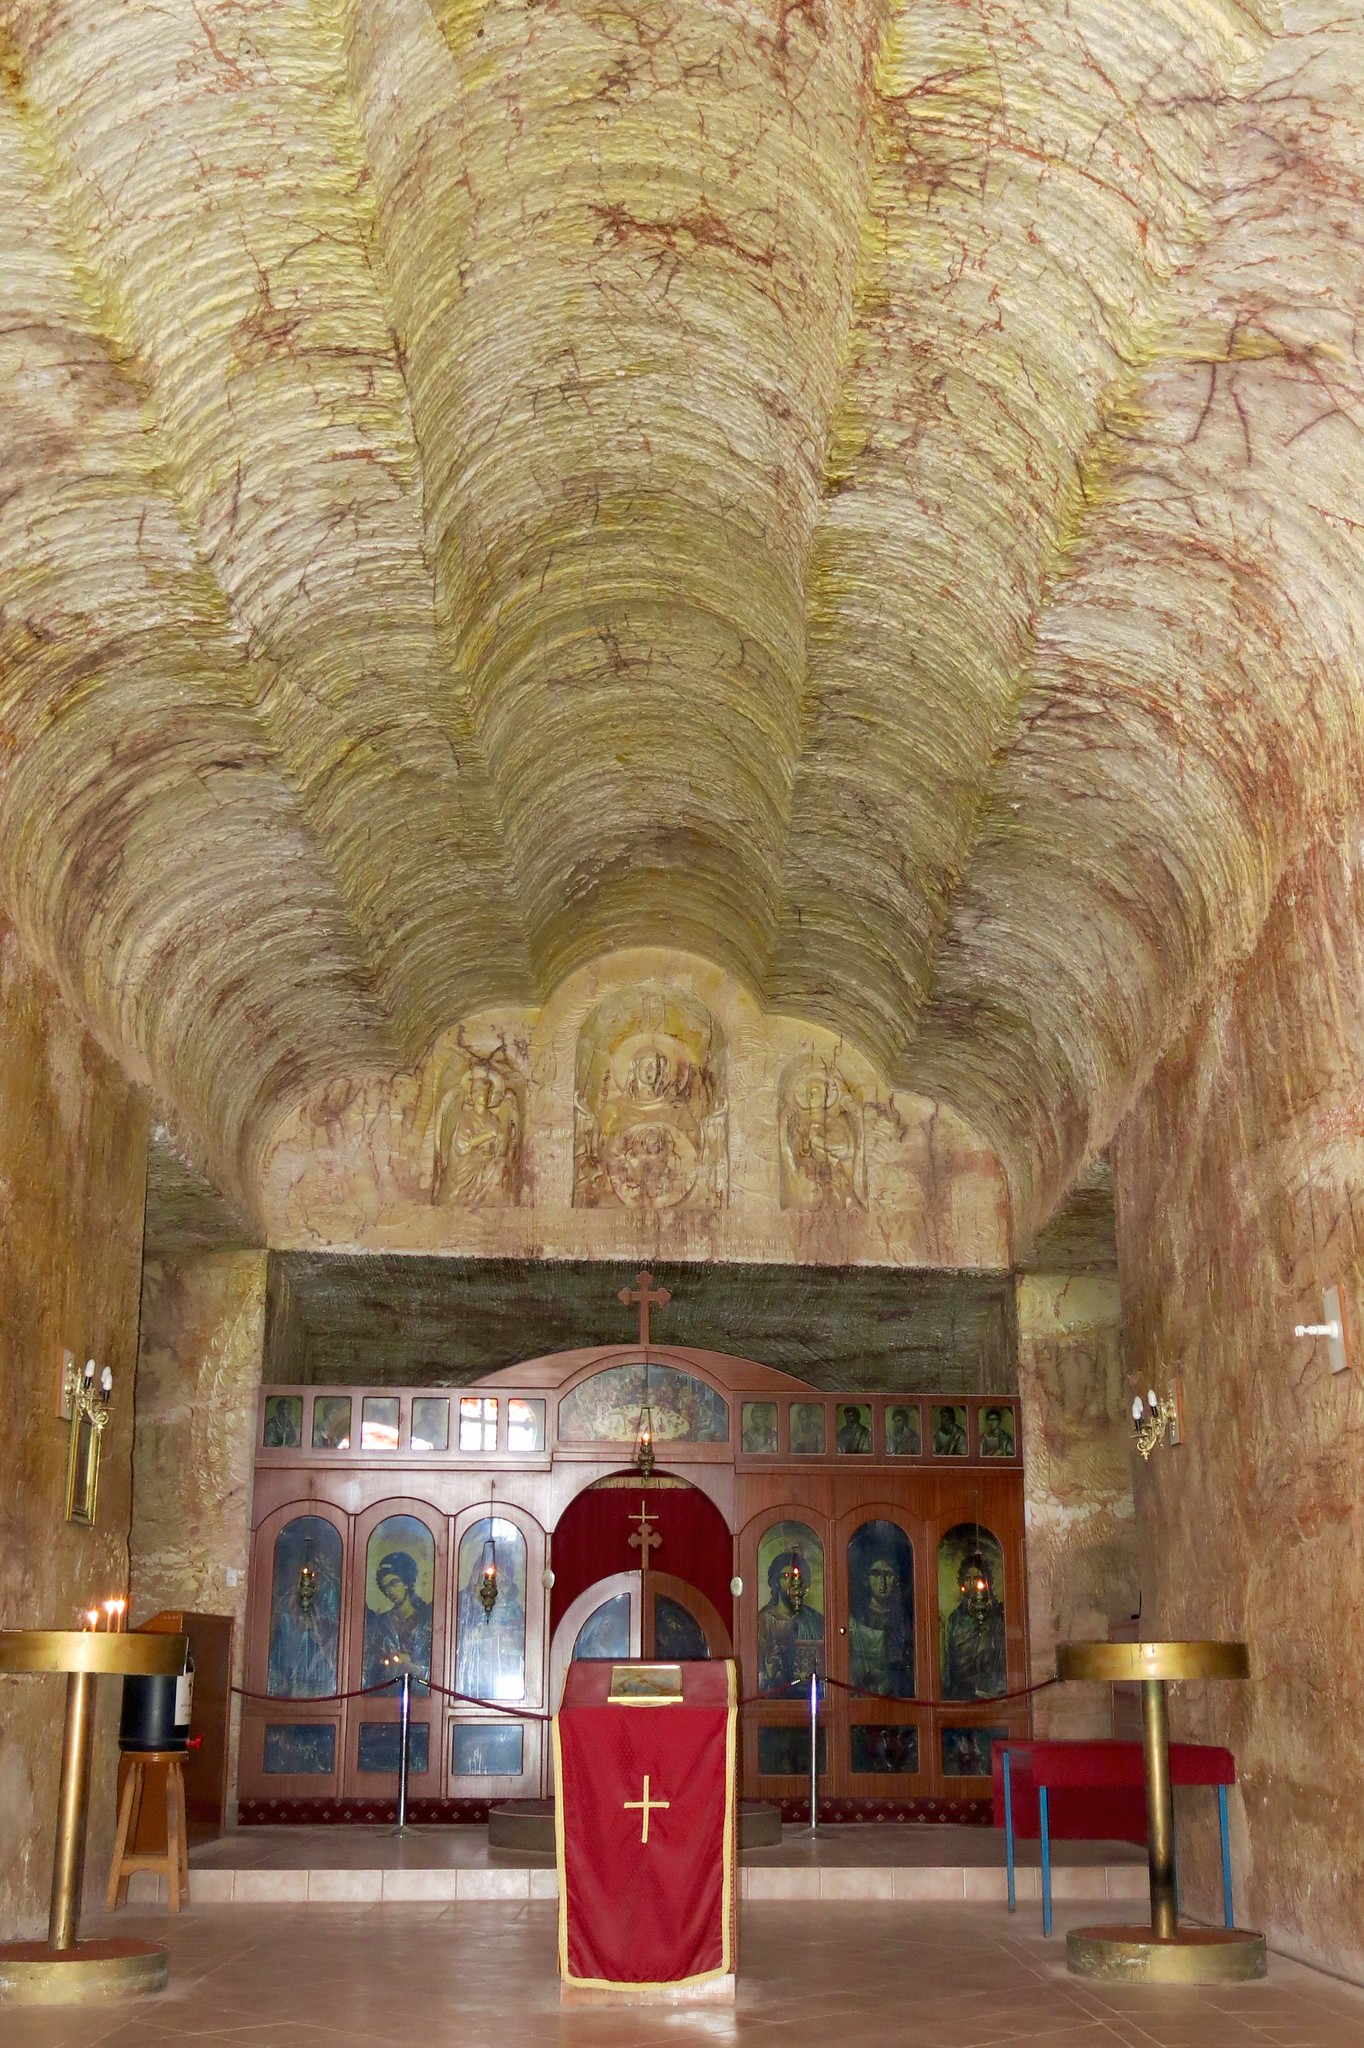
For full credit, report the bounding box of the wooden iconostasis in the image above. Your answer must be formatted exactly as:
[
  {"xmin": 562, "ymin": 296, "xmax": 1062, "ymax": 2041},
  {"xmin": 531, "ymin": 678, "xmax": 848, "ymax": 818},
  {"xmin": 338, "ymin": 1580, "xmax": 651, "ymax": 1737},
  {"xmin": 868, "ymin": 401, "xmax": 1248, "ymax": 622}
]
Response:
[{"xmin": 242, "ymin": 1346, "xmax": 1027, "ymax": 1821}]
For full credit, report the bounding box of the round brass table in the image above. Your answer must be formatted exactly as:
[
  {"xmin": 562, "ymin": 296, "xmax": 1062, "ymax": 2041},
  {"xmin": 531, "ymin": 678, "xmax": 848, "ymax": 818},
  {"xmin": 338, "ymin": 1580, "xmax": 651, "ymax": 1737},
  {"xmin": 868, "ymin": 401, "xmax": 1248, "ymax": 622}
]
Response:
[
  {"xmin": 0, "ymin": 1629, "xmax": 187, "ymax": 2004},
  {"xmin": 1056, "ymin": 1640, "xmax": 1266, "ymax": 1983}
]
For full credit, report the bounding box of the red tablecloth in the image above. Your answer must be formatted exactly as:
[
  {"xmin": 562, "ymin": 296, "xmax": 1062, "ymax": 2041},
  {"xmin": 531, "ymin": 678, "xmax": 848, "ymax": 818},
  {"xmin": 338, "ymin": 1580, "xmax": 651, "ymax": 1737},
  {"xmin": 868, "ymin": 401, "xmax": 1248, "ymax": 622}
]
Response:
[
  {"xmin": 555, "ymin": 1660, "xmax": 737, "ymax": 1989},
  {"xmin": 993, "ymin": 1739, "xmax": 1235, "ymax": 1843}
]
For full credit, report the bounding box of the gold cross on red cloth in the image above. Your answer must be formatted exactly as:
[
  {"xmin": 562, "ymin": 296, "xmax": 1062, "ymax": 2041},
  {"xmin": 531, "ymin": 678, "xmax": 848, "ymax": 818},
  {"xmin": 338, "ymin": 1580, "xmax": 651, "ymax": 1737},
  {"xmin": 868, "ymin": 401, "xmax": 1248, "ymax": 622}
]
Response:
[
  {"xmin": 619, "ymin": 1268, "xmax": 671, "ymax": 1348},
  {"xmin": 623, "ymin": 1773, "xmax": 670, "ymax": 1844},
  {"xmin": 627, "ymin": 1499, "xmax": 661, "ymax": 1556}
]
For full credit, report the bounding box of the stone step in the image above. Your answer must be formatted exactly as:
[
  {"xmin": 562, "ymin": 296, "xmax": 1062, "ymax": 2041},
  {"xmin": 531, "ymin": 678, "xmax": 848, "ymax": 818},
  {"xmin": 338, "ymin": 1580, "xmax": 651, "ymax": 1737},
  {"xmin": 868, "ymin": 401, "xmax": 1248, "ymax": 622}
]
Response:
[{"xmin": 128, "ymin": 1861, "xmax": 1147, "ymax": 1907}]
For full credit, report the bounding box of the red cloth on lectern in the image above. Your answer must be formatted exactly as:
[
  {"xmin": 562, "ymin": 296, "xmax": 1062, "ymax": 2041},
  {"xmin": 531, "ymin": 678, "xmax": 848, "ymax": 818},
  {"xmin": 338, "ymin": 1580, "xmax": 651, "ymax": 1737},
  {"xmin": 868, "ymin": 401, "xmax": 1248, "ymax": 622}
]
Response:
[{"xmin": 555, "ymin": 1660, "xmax": 736, "ymax": 1988}]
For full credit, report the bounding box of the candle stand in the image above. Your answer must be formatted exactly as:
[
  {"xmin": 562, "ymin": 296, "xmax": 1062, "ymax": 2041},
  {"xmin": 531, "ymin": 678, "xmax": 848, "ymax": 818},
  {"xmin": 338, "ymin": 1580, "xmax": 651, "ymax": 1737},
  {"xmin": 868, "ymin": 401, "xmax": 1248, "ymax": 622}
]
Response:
[
  {"xmin": 1057, "ymin": 1640, "xmax": 1266, "ymax": 1983},
  {"xmin": 0, "ymin": 1629, "xmax": 187, "ymax": 2005}
]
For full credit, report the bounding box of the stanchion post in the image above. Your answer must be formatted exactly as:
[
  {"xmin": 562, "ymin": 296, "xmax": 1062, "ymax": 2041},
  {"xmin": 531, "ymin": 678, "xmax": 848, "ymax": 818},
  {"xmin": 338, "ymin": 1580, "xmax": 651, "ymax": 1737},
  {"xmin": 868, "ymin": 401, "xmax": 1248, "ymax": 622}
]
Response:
[
  {"xmin": 397, "ymin": 1671, "xmax": 411, "ymax": 1831},
  {"xmin": 808, "ymin": 1670, "xmax": 818, "ymax": 1833}
]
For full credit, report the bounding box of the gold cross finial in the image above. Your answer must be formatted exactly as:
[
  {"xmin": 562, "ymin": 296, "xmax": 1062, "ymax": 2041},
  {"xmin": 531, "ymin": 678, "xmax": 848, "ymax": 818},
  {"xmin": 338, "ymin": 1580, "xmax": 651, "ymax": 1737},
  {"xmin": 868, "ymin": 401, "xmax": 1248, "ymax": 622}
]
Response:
[
  {"xmin": 619, "ymin": 1268, "xmax": 671, "ymax": 1349},
  {"xmin": 623, "ymin": 1773, "xmax": 671, "ymax": 1844},
  {"xmin": 627, "ymin": 1499, "xmax": 662, "ymax": 1556}
]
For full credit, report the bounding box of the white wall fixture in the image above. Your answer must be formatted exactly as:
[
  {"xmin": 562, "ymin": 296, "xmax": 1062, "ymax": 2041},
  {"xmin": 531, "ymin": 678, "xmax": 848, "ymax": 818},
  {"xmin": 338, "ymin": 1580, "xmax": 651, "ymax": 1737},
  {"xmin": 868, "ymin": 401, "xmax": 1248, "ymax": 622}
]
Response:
[{"xmin": 1294, "ymin": 1286, "xmax": 1352, "ymax": 1375}]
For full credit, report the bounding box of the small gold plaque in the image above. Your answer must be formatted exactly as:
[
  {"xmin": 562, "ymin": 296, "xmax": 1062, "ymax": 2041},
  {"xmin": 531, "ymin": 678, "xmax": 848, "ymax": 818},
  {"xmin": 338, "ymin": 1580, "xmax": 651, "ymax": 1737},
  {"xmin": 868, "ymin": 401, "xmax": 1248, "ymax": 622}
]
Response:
[{"xmin": 609, "ymin": 1663, "xmax": 683, "ymax": 1704}]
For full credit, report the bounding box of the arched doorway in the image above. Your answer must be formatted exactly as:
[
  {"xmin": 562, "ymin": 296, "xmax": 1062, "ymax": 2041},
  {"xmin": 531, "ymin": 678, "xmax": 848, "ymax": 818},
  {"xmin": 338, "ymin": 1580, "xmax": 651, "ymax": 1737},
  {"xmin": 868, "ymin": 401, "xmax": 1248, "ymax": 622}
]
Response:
[
  {"xmin": 548, "ymin": 1473, "xmax": 734, "ymax": 1707},
  {"xmin": 646, "ymin": 1571, "xmax": 731, "ymax": 1660}
]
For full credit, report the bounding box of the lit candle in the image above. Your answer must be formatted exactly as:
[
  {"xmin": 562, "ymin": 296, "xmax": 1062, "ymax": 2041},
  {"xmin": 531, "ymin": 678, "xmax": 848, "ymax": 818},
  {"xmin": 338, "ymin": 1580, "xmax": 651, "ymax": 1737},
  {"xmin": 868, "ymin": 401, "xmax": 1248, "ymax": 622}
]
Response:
[
  {"xmin": 112, "ymin": 1598, "xmax": 126, "ymax": 1632},
  {"xmin": 103, "ymin": 1599, "xmax": 117, "ymax": 1632},
  {"xmin": 84, "ymin": 1608, "xmax": 100, "ymax": 1631}
]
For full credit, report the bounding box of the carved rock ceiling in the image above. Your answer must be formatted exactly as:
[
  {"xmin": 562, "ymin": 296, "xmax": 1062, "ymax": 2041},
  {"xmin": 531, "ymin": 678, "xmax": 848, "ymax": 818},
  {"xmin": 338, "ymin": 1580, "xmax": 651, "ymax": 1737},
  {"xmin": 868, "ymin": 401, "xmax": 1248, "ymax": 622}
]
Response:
[{"xmin": 2, "ymin": 0, "xmax": 1361, "ymax": 1232}]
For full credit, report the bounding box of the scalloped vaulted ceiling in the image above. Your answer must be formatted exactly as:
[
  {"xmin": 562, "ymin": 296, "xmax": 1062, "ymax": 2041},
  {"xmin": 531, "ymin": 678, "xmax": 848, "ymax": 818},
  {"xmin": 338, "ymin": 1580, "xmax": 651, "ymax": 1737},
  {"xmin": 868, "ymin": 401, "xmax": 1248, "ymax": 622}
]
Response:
[{"xmin": 2, "ymin": 0, "xmax": 1362, "ymax": 1235}]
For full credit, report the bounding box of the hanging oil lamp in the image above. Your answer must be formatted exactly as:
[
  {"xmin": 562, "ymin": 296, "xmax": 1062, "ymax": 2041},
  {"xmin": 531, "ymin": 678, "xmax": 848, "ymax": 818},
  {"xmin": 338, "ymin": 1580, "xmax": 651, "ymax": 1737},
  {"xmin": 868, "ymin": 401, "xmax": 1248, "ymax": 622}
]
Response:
[
  {"xmin": 297, "ymin": 1536, "xmax": 318, "ymax": 1614},
  {"xmin": 477, "ymin": 1487, "xmax": 500, "ymax": 1621},
  {"xmin": 633, "ymin": 1360, "xmax": 656, "ymax": 1480}
]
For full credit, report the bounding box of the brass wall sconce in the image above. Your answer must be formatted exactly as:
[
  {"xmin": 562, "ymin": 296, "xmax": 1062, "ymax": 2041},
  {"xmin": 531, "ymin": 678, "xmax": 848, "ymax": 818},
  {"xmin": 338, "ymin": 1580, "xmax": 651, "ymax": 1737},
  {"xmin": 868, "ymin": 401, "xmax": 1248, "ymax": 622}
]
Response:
[
  {"xmin": 64, "ymin": 1357, "xmax": 112, "ymax": 1527},
  {"xmin": 1131, "ymin": 1381, "xmax": 1182, "ymax": 1461}
]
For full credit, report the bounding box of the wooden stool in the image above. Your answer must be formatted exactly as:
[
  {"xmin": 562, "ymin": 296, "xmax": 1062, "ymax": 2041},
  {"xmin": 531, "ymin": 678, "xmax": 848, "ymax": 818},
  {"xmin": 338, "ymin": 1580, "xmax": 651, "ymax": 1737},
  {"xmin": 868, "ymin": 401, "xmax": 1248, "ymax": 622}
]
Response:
[{"xmin": 106, "ymin": 1750, "xmax": 190, "ymax": 1912}]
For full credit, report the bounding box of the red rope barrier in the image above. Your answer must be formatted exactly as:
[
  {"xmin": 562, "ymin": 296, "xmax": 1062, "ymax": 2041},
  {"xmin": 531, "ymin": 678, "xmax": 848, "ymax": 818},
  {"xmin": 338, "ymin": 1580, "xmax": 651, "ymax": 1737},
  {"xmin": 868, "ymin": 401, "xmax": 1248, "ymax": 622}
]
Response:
[
  {"xmin": 739, "ymin": 1675, "xmax": 1058, "ymax": 1711},
  {"xmin": 231, "ymin": 1675, "xmax": 553, "ymax": 1720},
  {"xmin": 230, "ymin": 1678, "xmax": 399, "ymax": 1705},
  {"xmin": 425, "ymin": 1679, "xmax": 552, "ymax": 1723},
  {"xmin": 237, "ymin": 1672, "xmax": 1057, "ymax": 1717}
]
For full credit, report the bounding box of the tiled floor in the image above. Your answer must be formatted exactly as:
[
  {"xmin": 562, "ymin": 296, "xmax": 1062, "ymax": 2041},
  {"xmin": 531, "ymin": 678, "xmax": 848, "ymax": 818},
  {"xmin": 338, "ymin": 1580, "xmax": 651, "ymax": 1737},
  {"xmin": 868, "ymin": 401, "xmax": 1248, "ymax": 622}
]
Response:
[
  {"xmin": 7, "ymin": 1901, "xmax": 1364, "ymax": 2048},
  {"xmin": 162, "ymin": 1824, "xmax": 1146, "ymax": 1905}
]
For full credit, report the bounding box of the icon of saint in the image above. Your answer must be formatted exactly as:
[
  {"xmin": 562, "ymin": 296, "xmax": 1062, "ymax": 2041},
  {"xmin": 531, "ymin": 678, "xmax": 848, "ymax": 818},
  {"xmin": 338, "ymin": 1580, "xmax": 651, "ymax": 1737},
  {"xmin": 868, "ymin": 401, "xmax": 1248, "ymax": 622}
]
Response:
[
  {"xmin": 363, "ymin": 1550, "xmax": 434, "ymax": 1692},
  {"xmin": 886, "ymin": 1405, "xmax": 921, "ymax": 1456},
  {"xmin": 432, "ymin": 1061, "xmax": 521, "ymax": 1208},
  {"xmin": 263, "ymin": 1399, "xmax": 301, "ymax": 1448},
  {"xmin": 312, "ymin": 1397, "xmax": 350, "ymax": 1450},
  {"xmin": 756, "ymin": 1548, "xmax": 824, "ymax": 1694},
  {"xmin": 790, "ymin": 1404, "xmax": 825, "ymax": 1454},
  {"xmin": 848, "ymin": 1546, "xmax": 915, "ymax": 1699},
  {"xmin": 978, "ymin": 1406, "xmax": 1015, "ymax": 1457},
  {"xmin": 933, "ymin": 1406, "xmax": 968, "ymax": 1456},
  {"xmin": 837, "ymin": 1404, "xmax": 871, "ymax": 1454},
  {"xmin": 743, "ymin": 1404, "xmax": 778, "ymax": 1454},
  {"xmin": 779, "ymin": 1066, "xmax": 865, "ymax": 1211},
  {"xmin": 940, "ymin": 1551, "xmax": 1007, "ymax": 1701}
]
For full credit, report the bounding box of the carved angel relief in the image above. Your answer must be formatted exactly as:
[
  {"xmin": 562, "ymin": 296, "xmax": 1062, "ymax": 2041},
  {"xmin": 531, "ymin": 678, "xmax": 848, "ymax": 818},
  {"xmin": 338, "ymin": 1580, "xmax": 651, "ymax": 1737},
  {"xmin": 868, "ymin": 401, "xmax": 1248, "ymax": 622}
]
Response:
[
  {"xmin": 426, "ymin": 1037, "xmax": 525, "ymax": 1209},
  {"xmin": 573, "ymin": 986, "xmax": 728, "ymax": 1211},
  {"xmin": 778, "ymin": 1056, "xmax": 867, "ymax": 1212}
]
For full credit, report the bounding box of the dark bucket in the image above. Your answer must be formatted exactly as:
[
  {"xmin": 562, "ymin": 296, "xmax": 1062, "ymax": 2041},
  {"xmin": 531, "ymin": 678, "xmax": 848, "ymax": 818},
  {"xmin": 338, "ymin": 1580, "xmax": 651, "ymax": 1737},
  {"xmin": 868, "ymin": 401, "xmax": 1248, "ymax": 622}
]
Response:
[{"xmin": 119, "ymin": 1660, "xmax": 193, "ymax": 1753}]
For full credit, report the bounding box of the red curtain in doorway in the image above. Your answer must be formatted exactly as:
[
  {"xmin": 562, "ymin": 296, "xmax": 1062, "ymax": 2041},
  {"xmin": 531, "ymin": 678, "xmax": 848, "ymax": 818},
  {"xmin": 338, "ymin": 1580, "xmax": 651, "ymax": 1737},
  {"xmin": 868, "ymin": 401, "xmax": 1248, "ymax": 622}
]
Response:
[{"xmin": 551, "ymin": 1482, "xmax": 734, "ymax": 1635}]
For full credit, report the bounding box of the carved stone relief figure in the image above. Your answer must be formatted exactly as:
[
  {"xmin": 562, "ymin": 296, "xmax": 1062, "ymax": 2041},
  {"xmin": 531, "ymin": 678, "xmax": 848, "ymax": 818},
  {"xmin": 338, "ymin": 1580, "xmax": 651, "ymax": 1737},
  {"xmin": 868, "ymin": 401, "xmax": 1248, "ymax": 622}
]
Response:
[
  {"xmin": 573, "ymin": 986, "xmax": 727, "ymax": 1210},
  {"xmin": 426, "ymin": 1036, "xmax": 525, "ymax": 1208},
  {"xmin": 778, "ymin": 1056, "xmax": 867, "ymax": 1212}
]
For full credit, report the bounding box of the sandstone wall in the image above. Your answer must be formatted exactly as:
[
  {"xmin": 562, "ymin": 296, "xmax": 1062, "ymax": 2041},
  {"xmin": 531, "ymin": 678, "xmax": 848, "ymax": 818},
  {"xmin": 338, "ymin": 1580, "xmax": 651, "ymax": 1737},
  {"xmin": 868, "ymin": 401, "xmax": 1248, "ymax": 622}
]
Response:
[
  {"xmin": 0, "ymin": 930, "xmax": 148, "ymax": 1938},
  {"xmin": 1116, "ymin": 822, "xmax": 1364, "ymax": 1982},
  {"xmin": 131, "ymin": 1252, "xmax": 269, "ymax": 1816},
  {"xmin": 1016, "ymin": 1273, "xmax": 1136, "ymax": 1738}
]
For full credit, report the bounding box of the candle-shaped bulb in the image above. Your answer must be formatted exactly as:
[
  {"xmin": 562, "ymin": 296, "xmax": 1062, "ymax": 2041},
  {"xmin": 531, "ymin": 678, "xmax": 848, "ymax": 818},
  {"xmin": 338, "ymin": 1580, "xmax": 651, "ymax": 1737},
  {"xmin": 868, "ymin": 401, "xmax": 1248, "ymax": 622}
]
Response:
[
  {"xmin": 1147, "ymin": 1388, "xmax": 1159, "ymax": 1412},
  {"xmin": 1131, "ymin": 1397, "xmax": 1144, "ymax": 1423},
  {"xmin": 85, "ymin": 1359, "xmax": 95, "ymax": 1382},
  {"xmin": 100, "ymin": 1366, "xmax": 112, "ymax": 1395}
]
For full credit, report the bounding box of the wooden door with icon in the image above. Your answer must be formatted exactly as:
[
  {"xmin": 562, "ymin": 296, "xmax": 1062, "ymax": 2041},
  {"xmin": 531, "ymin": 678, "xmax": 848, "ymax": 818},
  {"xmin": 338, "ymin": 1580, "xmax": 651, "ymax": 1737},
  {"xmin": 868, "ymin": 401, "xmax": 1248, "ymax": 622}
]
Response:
[
  {"xmin": 342, "ymin": 1497, "xmax": 445, "ymax": 1801},
  {"xmin": 738, "ymin": 1467, "xmax": 1026, "ymax": 1808}
]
